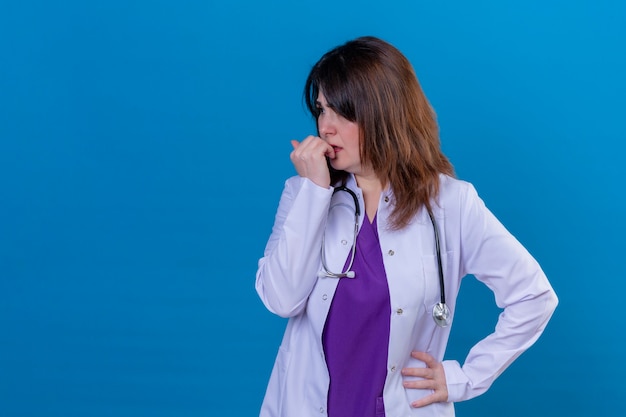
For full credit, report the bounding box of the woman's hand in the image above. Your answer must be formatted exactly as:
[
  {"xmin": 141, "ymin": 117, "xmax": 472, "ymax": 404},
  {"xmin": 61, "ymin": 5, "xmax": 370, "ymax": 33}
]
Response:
[
  {"xmin": 290, "ymin": 136, "xmax": 335, "ymax": 188},
  {"xmin": 402, "ymin": 351, "xmax": 448, "ymax": 408}
]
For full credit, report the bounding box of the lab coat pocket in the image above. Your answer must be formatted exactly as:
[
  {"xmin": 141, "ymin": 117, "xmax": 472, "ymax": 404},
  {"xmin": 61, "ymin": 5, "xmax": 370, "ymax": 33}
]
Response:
[{"xmin": 421, "ymin": 254, "xmax": 442, "ymax": 311}]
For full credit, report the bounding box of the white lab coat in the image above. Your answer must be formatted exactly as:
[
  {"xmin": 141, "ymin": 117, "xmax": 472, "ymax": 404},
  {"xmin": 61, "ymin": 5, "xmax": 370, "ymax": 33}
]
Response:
[{"xmin": 256, "ymin": 174, "xmax": 557, "ymax": 417}]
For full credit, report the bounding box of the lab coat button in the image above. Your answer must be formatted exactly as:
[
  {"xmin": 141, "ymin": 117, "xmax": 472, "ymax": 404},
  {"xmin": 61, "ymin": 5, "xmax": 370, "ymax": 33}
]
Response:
[
  {"xmin": 384, "ymin": 196, "xmax": 390, "ymax": 203},
  {"xmin": 341, "ymin": 239, "xmax": 347, "ymax": 245},
  {"xmin": 388, "ymin": 250, "xmax": 395, "ymax": 256},
  {"xmin": 322, "ymin": 294, "xmax": 328, "ymax": 301},
  {"xmin": 319, "ymin": 406, "xmax": 325, "ymax": 413},
  {"xmin": 396, "ymin": 308, "xmax": 403, "ymax": 315},
  {"xmin": 390, "ymin": 365, "xmax": 397, "ymax": 372}
]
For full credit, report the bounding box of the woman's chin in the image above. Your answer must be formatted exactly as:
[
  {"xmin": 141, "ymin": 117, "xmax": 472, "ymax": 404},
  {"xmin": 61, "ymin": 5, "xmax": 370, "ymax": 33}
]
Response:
[{"xmin": 329, "ymin": 161, "xmax": 344, "ymax": 171}]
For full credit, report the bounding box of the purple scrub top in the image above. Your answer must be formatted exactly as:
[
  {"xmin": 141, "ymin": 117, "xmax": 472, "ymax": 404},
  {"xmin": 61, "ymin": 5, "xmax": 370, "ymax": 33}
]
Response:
[{"xmin": 322, "ymin": 215, "xmax": 391, "ymax": 417}]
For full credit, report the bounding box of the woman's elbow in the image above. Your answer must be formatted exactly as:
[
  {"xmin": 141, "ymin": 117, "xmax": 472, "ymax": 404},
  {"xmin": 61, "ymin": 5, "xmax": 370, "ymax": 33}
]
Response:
[
  {"xmin": 255, "ymin": 278, "xmax": 306, "ymax": 318},
  {"xmin": 546, "ymin": 287, "xmax": 559, "ymax": 315}
]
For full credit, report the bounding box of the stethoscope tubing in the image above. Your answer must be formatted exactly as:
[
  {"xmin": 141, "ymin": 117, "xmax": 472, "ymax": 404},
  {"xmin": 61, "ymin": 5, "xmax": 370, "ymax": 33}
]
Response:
[
  {"xmin": 318, "ymin": 186, "xmax": 360, "ymax": 279},
  {"xmin": 426, "ymin": 208, "xmax": 446, "ymax": 306},
  {"xmin": 319, "ymin": 185, "xmax": 450, "ymax": 327}
]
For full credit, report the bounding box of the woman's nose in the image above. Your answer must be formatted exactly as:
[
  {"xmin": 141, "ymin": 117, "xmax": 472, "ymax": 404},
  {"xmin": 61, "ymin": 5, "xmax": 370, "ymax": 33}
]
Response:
[{"xmin": 318, "ymin": 117, "xmax": 336, "ymax": 138}]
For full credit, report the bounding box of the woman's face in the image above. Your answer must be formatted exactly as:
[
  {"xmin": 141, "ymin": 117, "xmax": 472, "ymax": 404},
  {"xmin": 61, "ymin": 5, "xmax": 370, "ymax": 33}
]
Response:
[{"xmin": 316, "ymin": 91, "xmax": 363, "ymax": 175}]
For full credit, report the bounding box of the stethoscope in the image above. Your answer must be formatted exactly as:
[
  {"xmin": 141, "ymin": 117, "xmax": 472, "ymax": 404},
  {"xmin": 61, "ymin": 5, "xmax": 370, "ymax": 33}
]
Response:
[{"xmin": 319, "ymin": 186, "xmax": 451, "ymax": 328}]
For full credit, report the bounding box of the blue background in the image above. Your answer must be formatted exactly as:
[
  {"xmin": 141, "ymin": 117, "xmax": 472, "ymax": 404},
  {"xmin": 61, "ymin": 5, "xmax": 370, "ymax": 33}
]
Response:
[{"xmin": 1, "ymin": 0, "xmax": 625, "ymax": 416}]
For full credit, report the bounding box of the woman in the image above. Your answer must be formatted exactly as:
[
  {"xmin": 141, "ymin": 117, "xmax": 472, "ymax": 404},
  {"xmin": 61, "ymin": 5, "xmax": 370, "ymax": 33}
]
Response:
[{"xmin": 255, "ymin": 36, "xmax": 557, "ymax": 417}]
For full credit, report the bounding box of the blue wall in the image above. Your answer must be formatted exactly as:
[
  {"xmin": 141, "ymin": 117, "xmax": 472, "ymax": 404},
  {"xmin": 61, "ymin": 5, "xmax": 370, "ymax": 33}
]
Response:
[{"xmin": 1, "ymin": 1, "xmax": 624, "ymax": 416}]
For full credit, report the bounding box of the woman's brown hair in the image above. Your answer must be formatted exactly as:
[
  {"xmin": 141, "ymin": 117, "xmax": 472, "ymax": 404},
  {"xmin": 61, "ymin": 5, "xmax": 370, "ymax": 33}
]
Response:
[{"xmin": 304, "ymin": 36, "xmax": 454, "ymax": 230}]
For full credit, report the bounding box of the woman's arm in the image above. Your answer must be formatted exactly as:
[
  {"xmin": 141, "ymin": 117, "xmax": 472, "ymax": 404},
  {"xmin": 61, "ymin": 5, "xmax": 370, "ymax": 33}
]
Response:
[
  {"xmin": 255, "ymin": 176, "xmax": 333, "ymax": 318},
  {"xmin": 443, "ymin": 183, "xmax": 559, "ymax": 402}
]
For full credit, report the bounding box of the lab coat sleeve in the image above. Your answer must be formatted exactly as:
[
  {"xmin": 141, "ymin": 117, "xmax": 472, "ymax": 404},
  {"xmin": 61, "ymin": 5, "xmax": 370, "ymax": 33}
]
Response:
[
  {"xmin": 255, "ymin": 176, "xmax": 334, "ymax": 318},
  {"xmin": 443, "ymin": 183, "xmax": 558, "ymax": 402}
]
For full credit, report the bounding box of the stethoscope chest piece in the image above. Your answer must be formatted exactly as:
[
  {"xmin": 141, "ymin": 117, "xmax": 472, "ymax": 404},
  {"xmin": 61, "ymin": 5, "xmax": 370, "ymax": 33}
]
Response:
[{"xmin": 432, "ymin": 302, "xmax": 451, "ymax": 327}]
